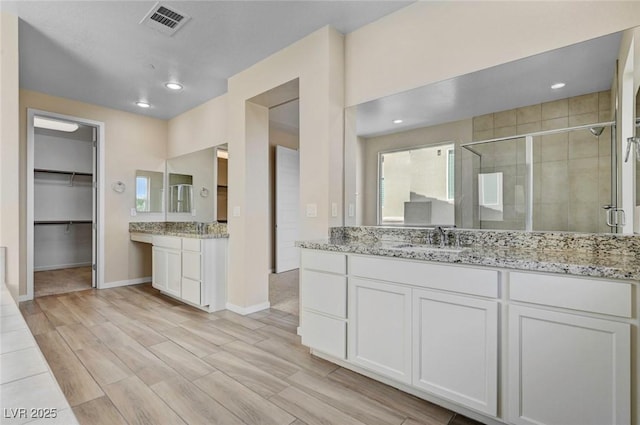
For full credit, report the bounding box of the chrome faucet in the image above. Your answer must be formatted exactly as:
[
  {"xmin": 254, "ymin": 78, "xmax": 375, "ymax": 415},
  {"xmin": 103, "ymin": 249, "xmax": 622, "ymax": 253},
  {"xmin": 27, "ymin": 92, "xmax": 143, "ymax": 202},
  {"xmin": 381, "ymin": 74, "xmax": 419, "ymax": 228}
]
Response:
[{"xmin": 435, "ymin": 226, "xmax": 447, "ymax": 247}]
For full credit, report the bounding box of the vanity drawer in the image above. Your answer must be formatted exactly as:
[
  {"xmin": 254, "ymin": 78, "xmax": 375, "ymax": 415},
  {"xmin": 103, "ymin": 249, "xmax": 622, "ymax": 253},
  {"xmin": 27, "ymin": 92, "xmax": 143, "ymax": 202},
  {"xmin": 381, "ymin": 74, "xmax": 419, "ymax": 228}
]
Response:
[
  {"xmin": 301, "ymin": 250, "xmax": 346, "ymax": 275},
  {"xmin": 153, "ymin": 235, "xmax": 182, "ymax": 250},
  {"xmin": 181, "ymin": 277, "xmax": 201, "ymax": 305},
  {"xmin": 182, "ymin": 238, "xmax": 201, "ymax": 252},
  {"xmin": 301, "ymin": 310, "xmax": 346, "ymax": 359},
  {"xmin": 301, "ymin": 270, "xmax": 347, "ymax": 318},
  {"xmin": 349, "ymin": 255, "xmax": 498, "ymax": 298},
  {"xmin": 509, "ymin": 272, "xmax": 632, "ymax": 317}
]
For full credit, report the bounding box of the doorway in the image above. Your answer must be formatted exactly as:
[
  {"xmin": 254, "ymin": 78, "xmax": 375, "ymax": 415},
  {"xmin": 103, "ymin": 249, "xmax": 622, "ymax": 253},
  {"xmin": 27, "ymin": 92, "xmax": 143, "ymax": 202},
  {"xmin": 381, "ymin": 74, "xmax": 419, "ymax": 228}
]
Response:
[{"xmin": 26, "ymin": 109, "xmax": 104, "ymax": 299}]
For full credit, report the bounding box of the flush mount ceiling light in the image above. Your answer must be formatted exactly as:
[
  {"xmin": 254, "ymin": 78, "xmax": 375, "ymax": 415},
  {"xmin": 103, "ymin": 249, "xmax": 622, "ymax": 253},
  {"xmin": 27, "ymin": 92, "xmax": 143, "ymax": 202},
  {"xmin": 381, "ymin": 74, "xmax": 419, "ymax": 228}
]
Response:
[
  {"xmin": 34, "ymin": 116, "xmax": 79, "ymax": 132},
  {"xmin": 551, "ymin": 82, "xmax": 566, "ymax": 90},
  {"xmin": 136, "ymin": 101, "xmax": 151, "ymax": 108},
  {"xmin": 165, "ymin": 82, "xmax": 183, "ymax": 90},
  {"xmin": 393, "ymin": 119, "xmax": 403, "ymax": 124}
]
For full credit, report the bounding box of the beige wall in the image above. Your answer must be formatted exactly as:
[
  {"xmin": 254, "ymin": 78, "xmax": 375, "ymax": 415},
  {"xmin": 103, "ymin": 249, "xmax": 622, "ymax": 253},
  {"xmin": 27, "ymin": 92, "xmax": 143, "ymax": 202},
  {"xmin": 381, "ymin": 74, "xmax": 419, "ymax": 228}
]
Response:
[
  {"xmin": 19, "ymin": 90, "xmax": 167, "ymax": 292},
  {"xmin": 0, "ymin": 13, "xmax": 20, "ymax": 299},
  {"xmin": 345, "ymin": 2, "xmax": 640, "ymax": 107},
  {"xmin": 361, "ymin": 119, "xmax": 472, "ymax": 226},
  {"xmin": 227, "ymin": 26, "xmax": 344, "ymax": 310},
  {"xmin": 167, "ymin": 94, "xmax": 227, "ymax": 158}
]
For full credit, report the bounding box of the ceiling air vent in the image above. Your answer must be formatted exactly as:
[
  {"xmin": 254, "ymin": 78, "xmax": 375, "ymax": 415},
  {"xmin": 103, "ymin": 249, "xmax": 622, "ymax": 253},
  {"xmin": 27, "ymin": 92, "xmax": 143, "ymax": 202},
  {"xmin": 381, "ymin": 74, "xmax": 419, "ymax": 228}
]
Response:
[{"xmin": 140, "ymin": 2, "xmax": 191, "ymax": 36}]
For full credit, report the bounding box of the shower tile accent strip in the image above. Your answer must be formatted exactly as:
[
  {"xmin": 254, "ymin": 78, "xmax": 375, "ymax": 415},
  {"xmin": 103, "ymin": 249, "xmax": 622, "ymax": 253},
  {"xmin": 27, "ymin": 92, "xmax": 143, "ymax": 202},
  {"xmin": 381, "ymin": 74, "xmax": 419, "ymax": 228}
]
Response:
[
  {"xmin": 129, "ymin": 221, "xmax": 228, "ymax": 238},
  {"xmin": 296, "ymin": 226, "xmax": 640, "ymax": 281}
]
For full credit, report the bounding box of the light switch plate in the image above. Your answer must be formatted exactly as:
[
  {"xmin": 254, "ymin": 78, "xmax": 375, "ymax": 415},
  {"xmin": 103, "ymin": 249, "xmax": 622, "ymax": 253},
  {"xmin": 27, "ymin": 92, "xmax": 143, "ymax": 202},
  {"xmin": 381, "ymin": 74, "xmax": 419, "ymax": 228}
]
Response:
[
  {"xmin": 130, "ymin": 208, "xmax": 137, "ymax": 217},
  {"xmin": 348, "ymin": 203, "xmax": 355, "ymax": 217},
  {"xmin": 233, "ymin": 206, "xmax": 241, "ymax": 217},
  {"xmin": 331, "ymin": 203, "xmax": 338, "ymax": 217}
]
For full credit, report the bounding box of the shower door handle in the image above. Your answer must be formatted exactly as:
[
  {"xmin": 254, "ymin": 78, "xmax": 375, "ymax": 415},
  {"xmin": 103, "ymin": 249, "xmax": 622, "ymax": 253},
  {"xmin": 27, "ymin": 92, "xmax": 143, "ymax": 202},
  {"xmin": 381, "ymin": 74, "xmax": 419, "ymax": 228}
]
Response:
[{"xmin": 602, "ymin": 205, "xmax": 625, "ymax": 228}]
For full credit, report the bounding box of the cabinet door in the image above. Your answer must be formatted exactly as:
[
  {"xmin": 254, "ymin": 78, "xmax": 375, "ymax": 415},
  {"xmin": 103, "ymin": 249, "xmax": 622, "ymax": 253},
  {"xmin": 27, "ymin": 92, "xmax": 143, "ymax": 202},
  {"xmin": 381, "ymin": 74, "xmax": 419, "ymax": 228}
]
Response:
[
  {"xmin": 412, "ymin": 289, "xmax": 498, "ymax": 415},
  {"xmin": 508, "ymin": 305, "xmax": 630, "ymax": 425},
  {"xmin": 165, "ymin": 249, "xmax": 181, "ymax": 297},
  {"xmin": 152, "ymin": 247, "xmax": 167, "ymax": 291},
  {"xmin": 348, "ymin": 277, "xmax": 412, "ymax": 384}
]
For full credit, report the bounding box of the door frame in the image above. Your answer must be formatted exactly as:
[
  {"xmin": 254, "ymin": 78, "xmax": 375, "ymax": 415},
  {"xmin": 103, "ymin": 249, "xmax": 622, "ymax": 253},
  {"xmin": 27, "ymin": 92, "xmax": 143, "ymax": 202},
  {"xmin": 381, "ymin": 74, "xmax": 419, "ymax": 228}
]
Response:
[{"xmin": 26, "ymin": 108, "xmax": 106, "ymax": 299}]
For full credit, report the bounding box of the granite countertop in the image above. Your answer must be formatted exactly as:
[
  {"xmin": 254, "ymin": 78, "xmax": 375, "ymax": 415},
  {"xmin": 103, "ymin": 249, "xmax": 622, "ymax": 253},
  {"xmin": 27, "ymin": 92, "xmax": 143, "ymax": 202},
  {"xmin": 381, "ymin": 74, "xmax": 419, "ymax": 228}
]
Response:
[
  {"xmin": 129, "ymin": 222, "xmax": 229, "ymax": 239},
  {"xmin": 130, "ymin": 229, "xmax": 228, "ymax": 239},
  {"xmin": 296, "ymin": 238, "xmax": 640, "ymax": 281}
]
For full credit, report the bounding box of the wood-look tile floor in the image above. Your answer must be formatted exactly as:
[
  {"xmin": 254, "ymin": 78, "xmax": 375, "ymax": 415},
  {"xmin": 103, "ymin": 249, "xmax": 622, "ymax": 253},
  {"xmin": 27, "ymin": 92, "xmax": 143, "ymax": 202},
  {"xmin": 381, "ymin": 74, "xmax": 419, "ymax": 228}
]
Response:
[
  {"xmin": 19, "ymin": 284, "xmax": 483, "ymax": 425},
  {"xmin": 34, "ymin": 266, "xmax": 92, "ymax": 298}
]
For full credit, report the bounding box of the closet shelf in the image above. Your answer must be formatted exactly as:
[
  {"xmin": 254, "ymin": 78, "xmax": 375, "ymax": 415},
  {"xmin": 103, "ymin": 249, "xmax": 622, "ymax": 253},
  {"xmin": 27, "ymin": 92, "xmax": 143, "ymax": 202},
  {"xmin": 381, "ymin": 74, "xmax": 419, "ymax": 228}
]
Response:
[
  {"xmin": 35, "ymin": 220, "xmax": 92, "ymax": 225},
  {"xmin": 34, "ymin": 168, "xmax": 93, "ymax": 187}
]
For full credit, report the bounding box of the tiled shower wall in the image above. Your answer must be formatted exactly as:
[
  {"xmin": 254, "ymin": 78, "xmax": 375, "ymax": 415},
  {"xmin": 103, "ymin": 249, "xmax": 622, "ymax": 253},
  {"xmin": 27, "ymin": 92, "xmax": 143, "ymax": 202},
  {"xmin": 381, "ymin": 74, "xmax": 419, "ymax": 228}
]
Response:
[{"xmin": 471, "ymin": 91, "xmax": 612, "ymax": 233}]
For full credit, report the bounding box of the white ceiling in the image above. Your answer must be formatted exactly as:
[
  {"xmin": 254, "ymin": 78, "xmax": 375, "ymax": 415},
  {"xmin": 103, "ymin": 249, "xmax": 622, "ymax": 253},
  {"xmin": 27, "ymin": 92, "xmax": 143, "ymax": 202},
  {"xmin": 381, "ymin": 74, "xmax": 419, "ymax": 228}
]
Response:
[
  {"xmin": 356, "ymin": 31, "xmax": 622, "ymax": 137},
  {"xmin": 3, "ymin": 1, "xmax": 411, "ymax": 120}
]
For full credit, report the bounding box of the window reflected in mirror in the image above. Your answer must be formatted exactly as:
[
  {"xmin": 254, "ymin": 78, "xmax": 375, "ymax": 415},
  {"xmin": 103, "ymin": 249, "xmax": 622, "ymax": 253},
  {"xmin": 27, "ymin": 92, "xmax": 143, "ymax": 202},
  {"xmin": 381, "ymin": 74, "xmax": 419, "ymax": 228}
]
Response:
[
  {"xmin": 379, "ymin": 144, "xmax": 455, "ymax": 226},
  {"xmin": 135, "ymin": 170, "xmax": 164, "ymax": 213}
]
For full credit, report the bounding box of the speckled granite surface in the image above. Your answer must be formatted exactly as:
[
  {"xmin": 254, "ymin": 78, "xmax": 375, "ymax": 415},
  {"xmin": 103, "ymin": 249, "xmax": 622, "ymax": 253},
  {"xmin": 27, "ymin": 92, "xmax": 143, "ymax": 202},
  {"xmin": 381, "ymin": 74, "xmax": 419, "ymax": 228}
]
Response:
[
  {"xmin": 297, "ymin": 227, "xmax": 640, "ymax": 281},
  {"xmin": 129, "ymin": 222, "xmax": 228, "ymax": 239}
]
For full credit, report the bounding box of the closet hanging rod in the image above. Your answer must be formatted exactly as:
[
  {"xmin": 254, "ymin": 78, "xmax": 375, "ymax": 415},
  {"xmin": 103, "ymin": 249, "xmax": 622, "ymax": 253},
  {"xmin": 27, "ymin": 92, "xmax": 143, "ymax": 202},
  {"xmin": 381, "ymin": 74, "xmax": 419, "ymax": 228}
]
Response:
[{"xmin": 34, "ymin": 168, "xmax": 93, "ymax": 177}]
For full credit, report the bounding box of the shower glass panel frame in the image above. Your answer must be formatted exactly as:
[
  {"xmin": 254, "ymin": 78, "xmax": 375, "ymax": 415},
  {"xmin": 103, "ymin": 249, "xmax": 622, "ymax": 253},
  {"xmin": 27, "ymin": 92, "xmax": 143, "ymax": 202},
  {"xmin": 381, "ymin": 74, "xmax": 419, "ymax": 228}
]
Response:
[{"xmin": 461, "ymin": 121, "xmax": 616, "ymax": 232}]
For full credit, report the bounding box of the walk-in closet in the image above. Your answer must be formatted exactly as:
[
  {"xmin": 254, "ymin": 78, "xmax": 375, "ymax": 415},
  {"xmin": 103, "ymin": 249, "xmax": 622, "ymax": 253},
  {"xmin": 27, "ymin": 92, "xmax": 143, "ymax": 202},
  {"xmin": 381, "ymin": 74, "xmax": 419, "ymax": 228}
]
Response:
[{"xmin": 32, "ymin": 116, "xmax": 96, "ymax": 297}]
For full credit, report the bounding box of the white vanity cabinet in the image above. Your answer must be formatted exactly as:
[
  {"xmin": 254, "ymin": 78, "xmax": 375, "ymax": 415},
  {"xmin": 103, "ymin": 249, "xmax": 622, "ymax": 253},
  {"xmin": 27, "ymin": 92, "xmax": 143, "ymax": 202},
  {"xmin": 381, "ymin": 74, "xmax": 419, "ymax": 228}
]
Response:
[
  {"xmin": 412, "ymin": 288, "xmax": 498, "ymax": 415},
  {"xmin": 145, "ymin": 234, "xmax": 227, "ymax": 312},
  {"xmin": 299, "ymin": 250, "xmax": 347, "ymax": 359},
  {"xmin": 348, "ymin": 254, "xmax": 499, "ymax": 412},
  {"xmin": 152, "ymin": 236, "xmax": 182, "ymax": 297},
  {"xmin": 349, "ymin": 277, "xmax": 413, "ymax": 384},
  {"xmin": 507, "ymin": 272, "xmax": 632, "ymax": 425},
  {"xmin": 299, "ymin": 248, "xmax": 637, "ymax": 425}
]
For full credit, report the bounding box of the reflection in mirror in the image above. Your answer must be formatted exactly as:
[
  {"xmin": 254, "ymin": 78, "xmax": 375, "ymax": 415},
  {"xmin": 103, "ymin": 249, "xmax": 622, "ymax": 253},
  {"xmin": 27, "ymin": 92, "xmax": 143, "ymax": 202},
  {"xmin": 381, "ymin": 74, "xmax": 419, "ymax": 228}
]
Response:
[
  {"xmin": 135, "ymin": 170, "xmax": 164, "ymax": 213},
  {"xmin": 346, "ymin": 30, "xmax": 624, "ymax": 233},
  {"xmin": 216, "ymin": 145, "xmax": 228, "ymax": 222},
  {"xmin": 168, "ymin": 173, "xmax": 193, "ymax": 213},
  {"xmin": 379, "ymin": 143, "xmax": 455, "ymax": 226},
  {"xmin": 166, "ymin": 147, "xmax": 215, "ymax": 221}
]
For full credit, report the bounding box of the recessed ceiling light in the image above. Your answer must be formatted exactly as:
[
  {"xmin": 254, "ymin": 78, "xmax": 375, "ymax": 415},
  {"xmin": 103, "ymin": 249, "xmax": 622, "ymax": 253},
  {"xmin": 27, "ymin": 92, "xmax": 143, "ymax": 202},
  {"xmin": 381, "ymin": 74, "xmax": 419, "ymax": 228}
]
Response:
[
  {"xmin": 165, "ymin": 82, "xmax": 183, "ymax": 90},
  {"xmin": 551, "ymin": 83, "xmax": 566, "ymax": 90},
  {"xmin": 393, "ymin": 119, "xmax": 403, "ymax": 124},
  {"xmin": 34, "ymin": 117, "xmax": 79, "ymax": 132},
  {"xmin": 136, "ymin": 101, "xmax": 151, "ymax": 108}
]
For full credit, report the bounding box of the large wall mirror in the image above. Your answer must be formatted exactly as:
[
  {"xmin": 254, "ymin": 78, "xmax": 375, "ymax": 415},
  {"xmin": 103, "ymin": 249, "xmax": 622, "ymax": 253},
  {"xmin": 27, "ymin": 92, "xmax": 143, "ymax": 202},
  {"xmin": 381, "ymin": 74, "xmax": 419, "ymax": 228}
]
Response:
[
  {"xmin": 166, "ymin": 144, "xmax": 228, "ymax": 222},
  {"xmin": 345, "ymin": 27, "xmax": 640, "ymax": 234},
  {"xmin": 135, "ymin": 170, "xmax": 164, "ymax": 213}
]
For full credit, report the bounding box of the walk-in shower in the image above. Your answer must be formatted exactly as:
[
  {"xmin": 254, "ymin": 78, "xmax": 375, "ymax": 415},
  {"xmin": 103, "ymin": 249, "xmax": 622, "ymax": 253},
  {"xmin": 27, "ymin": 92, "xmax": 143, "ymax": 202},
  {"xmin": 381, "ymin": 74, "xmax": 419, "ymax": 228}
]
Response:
[{"xmin": 460, "ymin": 121, "xmax": 619, "ymax": 233}]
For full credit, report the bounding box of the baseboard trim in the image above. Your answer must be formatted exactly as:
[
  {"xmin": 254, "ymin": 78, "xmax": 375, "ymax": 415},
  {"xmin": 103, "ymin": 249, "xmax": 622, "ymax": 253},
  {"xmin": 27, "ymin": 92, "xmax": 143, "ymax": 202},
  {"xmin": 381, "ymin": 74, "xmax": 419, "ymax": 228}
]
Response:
[
  {"xmin": 17, "ymin": 294, "xmax": 31, "ymax": 302},
  {"xmin": 225, "ymin": 301, "xmax": 270, "ymax": 316},
  {"xmin": 34, "ymin": 262, "xmax": 92, "ymax": 272},
  {"xmin": 100, "ymin": 276, "xmax": 151, "ymax": 289}
]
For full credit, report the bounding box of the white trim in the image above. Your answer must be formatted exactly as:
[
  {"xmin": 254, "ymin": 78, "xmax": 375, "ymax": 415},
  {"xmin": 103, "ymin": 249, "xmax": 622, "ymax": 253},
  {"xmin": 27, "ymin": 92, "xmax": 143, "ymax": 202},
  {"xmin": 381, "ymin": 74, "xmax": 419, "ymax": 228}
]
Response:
[
  {"xmin": 26, "ymin": 108, "xmax": 106, "ymax": 300},
  {"xmin": 34, "ymin": 262, "xmax": 92, "ymax": 272},
  {"xmin": 100, "ymin": 276, "xmax": 151, "ymax": 289},
  {"xmin": 17, "ymin": 295, "xmax": 31, "ymax": 302},
  {"xmin": 225, "ymin": 301, "xmax": 270, "ymax": 316}
]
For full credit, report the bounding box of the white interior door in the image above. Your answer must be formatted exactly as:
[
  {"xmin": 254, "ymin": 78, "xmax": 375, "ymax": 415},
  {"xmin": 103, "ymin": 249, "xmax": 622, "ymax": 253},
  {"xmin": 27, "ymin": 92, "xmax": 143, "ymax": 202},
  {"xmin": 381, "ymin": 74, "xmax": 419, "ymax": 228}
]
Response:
[{"xmin": 275, "ymin": 145, "xmax": 300, "ymax": 273}]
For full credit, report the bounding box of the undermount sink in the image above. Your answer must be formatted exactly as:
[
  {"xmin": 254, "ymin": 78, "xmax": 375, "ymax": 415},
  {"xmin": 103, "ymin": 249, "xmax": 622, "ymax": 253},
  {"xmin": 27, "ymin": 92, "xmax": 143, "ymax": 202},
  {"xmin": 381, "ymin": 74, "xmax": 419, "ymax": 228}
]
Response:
[{"xmin": 391, "ymin": 243, "xmax": 467, "ymax": 254}]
